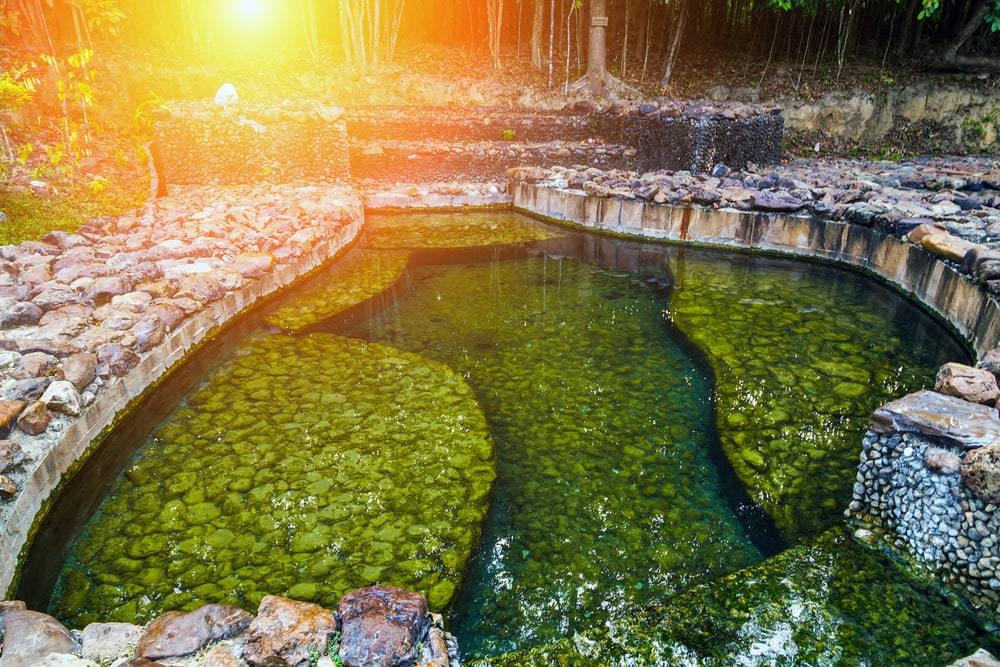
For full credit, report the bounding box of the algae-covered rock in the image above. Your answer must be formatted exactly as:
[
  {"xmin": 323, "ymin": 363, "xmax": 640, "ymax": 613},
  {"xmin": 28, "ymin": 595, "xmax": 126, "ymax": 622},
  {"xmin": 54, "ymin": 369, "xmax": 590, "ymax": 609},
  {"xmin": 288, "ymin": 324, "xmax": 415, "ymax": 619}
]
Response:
[
  {"xmin": 368, "ymin": 211, "xmax": 558, "ymax": 249},
  {"xmin": 667, "ymin": 253, "xmax": 965, "ymax": 541},
  {"xmin": 51, "ymin": 334, "xmax": 495, "ymax": 627},
  {"xmin": 475, "ymin": 530, "xmax": 1000, "ymax": 666},
  {"xmin": 265, "ymin": 249, "xmax": 411, "ymax": 333}
]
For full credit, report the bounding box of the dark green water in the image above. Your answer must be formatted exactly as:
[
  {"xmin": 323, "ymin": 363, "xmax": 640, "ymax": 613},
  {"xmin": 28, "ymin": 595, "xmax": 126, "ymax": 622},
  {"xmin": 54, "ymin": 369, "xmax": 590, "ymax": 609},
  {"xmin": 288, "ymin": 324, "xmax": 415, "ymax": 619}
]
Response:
[{"xmin": 44, "ymin": 212, "xmax": 987, "ymax": 664}]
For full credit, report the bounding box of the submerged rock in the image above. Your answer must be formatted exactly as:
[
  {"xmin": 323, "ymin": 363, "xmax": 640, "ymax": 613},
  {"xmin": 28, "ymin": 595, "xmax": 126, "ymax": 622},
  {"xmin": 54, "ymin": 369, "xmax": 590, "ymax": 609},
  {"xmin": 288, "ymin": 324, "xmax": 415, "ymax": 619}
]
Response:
[
  {"xmin": 338, "ymin": 585, "xmax": 428, "ymax": 667},
  {"xmin": 242, "ymin": 595, "xmax": 337, "ymax": 667}
]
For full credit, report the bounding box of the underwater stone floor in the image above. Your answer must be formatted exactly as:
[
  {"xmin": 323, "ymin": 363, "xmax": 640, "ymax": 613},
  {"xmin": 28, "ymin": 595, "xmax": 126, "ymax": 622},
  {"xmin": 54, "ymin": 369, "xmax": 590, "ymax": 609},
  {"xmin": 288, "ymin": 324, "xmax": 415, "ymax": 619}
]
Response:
[{"xmin": 40, "ymin": 212, "xmax": 997, "ymax": 664}]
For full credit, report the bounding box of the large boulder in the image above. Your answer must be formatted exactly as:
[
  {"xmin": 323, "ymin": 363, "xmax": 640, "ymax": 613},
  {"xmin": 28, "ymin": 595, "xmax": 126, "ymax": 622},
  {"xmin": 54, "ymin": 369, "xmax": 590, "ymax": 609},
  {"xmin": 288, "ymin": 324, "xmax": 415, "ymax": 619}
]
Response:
[
  {"xmin": 337, "ymin": 585, "xmax": 429, "ymax": 667},
  {"xmin": 0, "ymin": 609, "xmax": 79, "ymax": 667},
  {"xmin": 242, "ymin": 596, "xmax": 337, "ymax": 667},
  {"xmin": 870, "ymin": 390, "xmax": 1000, "ymax": 449},
  {"xmin": 935, "ymin": 362, "xmax": 1000, "ymax": 405},
  {"xmin": 962, "ymin": 444, "xmax": 1000, "ymax": 504},
  {"xmin": 136, "ymin": 604, "xmax": 252, "ymax": 661}
]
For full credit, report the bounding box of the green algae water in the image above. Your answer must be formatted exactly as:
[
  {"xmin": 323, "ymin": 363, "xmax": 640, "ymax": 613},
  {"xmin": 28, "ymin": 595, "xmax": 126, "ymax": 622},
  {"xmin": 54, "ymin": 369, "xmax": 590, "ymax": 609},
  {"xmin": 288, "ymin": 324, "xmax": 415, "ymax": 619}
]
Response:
[
  {"xmin": 477, "ymin": 527, "xmax": 1000, "ymax": 666},
  {"xmin": 44, "ymin": 212, "xmax": 985, "ymax": 665},
  {"xmin": 347, "ymin": 255, "xmax": 766, "ymax": 657},
  {"xmin": 51, "ymin": 334, "xmax": 495, "ymax": 627},
  {"xmin": 666, "ymin": 253, "xmax": 968, "ymax": 542}
]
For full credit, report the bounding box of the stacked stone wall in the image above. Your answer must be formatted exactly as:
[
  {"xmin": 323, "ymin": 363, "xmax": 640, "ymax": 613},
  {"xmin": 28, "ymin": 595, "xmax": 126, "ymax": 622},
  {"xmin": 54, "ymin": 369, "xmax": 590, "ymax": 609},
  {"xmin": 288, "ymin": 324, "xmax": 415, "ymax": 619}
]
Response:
[{"xmin": 153, "ymin": 102, "xmax": 351, "ymax": 185}]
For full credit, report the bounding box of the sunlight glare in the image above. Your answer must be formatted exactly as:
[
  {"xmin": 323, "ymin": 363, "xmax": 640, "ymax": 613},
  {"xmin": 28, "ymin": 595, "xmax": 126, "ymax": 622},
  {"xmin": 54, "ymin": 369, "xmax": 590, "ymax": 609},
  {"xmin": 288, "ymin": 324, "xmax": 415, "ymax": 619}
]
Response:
[{"xmin": 233, "ymin": 0, "xmax": 267, "ymax": 24}]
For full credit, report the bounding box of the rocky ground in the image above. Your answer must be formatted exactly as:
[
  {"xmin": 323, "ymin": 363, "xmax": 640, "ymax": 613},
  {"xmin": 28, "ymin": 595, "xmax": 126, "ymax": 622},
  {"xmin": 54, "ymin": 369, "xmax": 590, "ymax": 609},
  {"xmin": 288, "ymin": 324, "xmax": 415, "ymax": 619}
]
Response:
[
  {"xmin": 1, "ymin": 584, "xmax": 456, "ymax": 667},
  {"xmin": 0, "ymin": 184, "xmax": 359, "ymax": 510}
]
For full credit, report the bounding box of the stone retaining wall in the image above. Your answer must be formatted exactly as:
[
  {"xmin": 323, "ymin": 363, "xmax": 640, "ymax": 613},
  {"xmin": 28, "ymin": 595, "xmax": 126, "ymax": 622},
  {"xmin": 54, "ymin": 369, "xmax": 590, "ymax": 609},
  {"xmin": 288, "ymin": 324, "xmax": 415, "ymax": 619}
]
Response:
[
  {"xmin": 153, "ymin": 102, "xmax": 351, "ymax": 185},
  {"xmin": 600, "ymin": 109, "xmax": 784, "ymax": 173}
]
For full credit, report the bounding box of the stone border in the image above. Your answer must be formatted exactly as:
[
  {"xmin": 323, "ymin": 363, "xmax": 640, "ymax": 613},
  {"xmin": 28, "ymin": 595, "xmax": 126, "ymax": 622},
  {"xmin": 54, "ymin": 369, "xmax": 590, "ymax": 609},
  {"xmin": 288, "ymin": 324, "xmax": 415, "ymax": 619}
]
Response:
[
  {"xmin": 1, "ymin": 215, "xmax": 362, "ymax": 596},
  {"xmin": 511, "ymin": 182, "xmax": 998, "ymax": 356}
]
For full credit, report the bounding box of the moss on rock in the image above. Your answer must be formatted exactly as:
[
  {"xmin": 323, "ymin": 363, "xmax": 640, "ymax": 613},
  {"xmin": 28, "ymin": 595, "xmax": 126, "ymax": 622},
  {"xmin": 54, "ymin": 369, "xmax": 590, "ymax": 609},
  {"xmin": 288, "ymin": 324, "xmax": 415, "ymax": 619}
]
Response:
[
  {"xmin": 368, "ymin": 211, "xmax": 559, "ymax": 249},
  {"xmin": 265, "ymin": 249, "xmax": 411, "ymax": 332},
  {"xmin": 476, "ymin": 529, "xmax": 1000, "ymax": 666}
]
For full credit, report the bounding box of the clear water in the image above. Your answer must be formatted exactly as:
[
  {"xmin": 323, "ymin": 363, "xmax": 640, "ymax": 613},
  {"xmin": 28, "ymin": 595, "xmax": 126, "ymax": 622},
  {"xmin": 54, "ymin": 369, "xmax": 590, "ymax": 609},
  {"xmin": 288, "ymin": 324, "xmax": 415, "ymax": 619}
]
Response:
[{"xmin": 46, "ymin": 212, "xmax": 987, "ymax": 664}]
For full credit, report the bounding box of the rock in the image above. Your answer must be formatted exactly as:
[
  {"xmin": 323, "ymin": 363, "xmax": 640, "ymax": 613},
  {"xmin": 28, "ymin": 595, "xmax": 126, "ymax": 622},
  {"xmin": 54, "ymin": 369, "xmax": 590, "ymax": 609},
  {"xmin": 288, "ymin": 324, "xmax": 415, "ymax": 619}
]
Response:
[
  {"xmin": 935, "ymin": 363, "xmax": 1000, "ymax": 405},
  {"xmin": 20, "ymin": 351, "xmax": 59, "ymax": 378},
  {"xmin": 0, "ymin": 439, "xmax": 25, "ymax": 471},
  {"xmin": 0, "ymin": 474, "xmax": 17, "ymax": 498},
  {"xmin": 232, "ymin": 252, "xmax": 274, "ymax": 279},
  {"xmin": 978, "ymin": 347, "xmax": 1000, "ymax": 383},
  {"xmin": 174, "ymin": 276, "xmax": 224, "ymax": 304},
  {"xmin": 907, "ymin": 223, "xmax": 945, "ymax": 244},
  {"xmin": 870, "ymin": 390, "xmax": 1000, "ymax": 449},
  {"xmin": 948, "ymin": 649, "xmax": 1000, "ymax": 667},
  {"xmin": 33, "ymin": 654, "xmax": 97, "ymax": 667},
  {"xmin": 40, "ymin": 380, "xmax": 82, "ymax": 416},
  {"xmin": 4, "ymin": 377, "xmax": 51, "ymax": 401},
  {"xmin": 963, "ymin": 444, "xmax": 1000, "ymax": 504},
  {"xmin": 0, "ymin": 400, "xmax": 27, "ymax": 437},
  {"xmin": 89, "ymin": 276, "xmax": 133, "ymax": 303},
  {"xmin": 711, "ymin": 163, "xmax": 730, "ymax": 178},
  {"xmin": 137, "ymin": 604, "xmax": 252, "ymax": 660},
  {"xmin": 0, "ymin": 302, "xmax": 43, "ymax": 328},
  {"xmin": 925, "ymin": 446, "xmax": 962, "ymax": 475},
  {"xmin": 80, "ymin": 622, "xmax": 143, "ymax": 664},
  {"xmin": 203, "ymin": 646, "xmax": 243, "ymax": 667},
  {"xmin": 751, "ymin": 191, "xmax": 804, "ymax": 213},
  {"xmin": 0, "ymin": 609, "xmax": 79, "ymax": 667},
  {"xmin": 60, "ymin": 352, "xmax": 98, "ymax": 390},
  {"xmin": 131, "ymin": 317, "xmax": 165, "ymax": 354},
  {"xmin": 920, "ymin": 233, "xmax": 979, "ymax": 262},
  {"xmin": 96, "ymin": 344, "xmax": 140, "ymax": 377},
  {"xmin": 145, "ymin": 303, "xmax": 186, "ymax": 332},
  {"xmin": 17, "ymin": 399, "xmax": 52, "ymax": 435},
  {"xmin": 242, "ymin": 595, "xmax": 337, "ymax": 667},
  {"xmin": 338, "ymin": 585, "xmax": 428, "ymax": 667}
]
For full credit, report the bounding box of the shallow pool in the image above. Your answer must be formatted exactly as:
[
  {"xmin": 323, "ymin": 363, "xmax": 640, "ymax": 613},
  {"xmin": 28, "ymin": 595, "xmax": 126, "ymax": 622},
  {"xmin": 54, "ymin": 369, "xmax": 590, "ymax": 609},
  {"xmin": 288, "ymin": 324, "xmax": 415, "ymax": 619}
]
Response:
[{"xmin": 40, "ymin": 212, "xmax": 988, "ymax": 663}]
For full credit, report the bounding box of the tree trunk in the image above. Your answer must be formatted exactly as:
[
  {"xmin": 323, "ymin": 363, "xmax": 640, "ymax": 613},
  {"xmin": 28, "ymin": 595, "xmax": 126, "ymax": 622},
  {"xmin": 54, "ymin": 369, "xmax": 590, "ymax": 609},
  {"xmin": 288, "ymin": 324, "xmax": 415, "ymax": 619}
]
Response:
[
  {"xmin": 531, "ymin": 0, "xmax": 545, "ymax": 69},
  {"xmin": 660, "ymin": 0, "xmax": 687, "ymax": 88},
  {"xmin": 896, "ymin": 0, "xmax": 918, "ymax": 57},
  {"xmin": 587, "ymin": 0, "xmax": 609, "ymax": 95},
  {"xmin": 942, "ymin": 0, "xmax": 999, "ymax": 72}
]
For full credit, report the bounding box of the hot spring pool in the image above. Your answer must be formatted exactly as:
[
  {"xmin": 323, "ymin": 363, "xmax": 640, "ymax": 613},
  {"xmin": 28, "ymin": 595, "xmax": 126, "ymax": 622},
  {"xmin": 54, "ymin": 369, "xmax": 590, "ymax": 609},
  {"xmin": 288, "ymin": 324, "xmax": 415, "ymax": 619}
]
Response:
[{"xmin": 25, "ymin": 212, "xmax": 999, "ymax": 664}]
